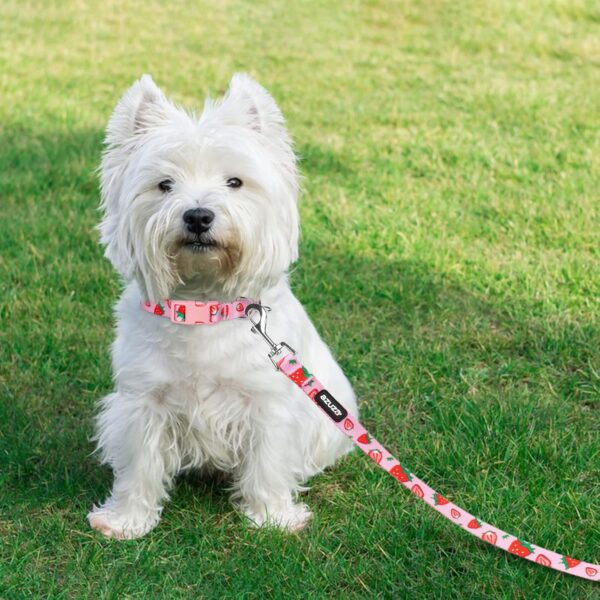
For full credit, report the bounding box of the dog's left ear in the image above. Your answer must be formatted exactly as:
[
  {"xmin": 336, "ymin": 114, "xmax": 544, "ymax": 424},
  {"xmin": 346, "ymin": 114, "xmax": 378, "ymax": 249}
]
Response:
[
  {"xmin": 219, "ymin": 74, "xmax": 289, "ymax": 139},
  {"xmin": 217, "ymin": 74, "xmax": 300, "ymax": 265}
]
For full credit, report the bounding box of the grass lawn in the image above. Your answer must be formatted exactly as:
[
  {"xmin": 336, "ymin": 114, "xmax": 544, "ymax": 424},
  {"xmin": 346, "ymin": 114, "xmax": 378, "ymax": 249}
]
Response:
[{"xmin": 1, "ymin": 0, "xmax": 599, "ymax": 597}]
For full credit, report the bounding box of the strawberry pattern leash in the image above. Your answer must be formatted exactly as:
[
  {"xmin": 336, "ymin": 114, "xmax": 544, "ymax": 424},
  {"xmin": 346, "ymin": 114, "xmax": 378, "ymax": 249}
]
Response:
[{"xmin": 245, "ymin": 304, "xmax": 599, "ymax": 582}]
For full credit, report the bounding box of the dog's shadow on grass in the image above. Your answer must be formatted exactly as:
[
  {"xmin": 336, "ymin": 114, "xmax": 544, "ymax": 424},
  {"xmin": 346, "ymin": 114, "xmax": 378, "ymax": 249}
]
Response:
[{"xmin": 293, "ymin": 244, "xmax": 599, "ymax": 434}]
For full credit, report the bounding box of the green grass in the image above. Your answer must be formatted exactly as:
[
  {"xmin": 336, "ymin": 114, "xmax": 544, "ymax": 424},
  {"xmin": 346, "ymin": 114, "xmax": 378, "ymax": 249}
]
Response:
[{"xmin": 1, "ymin": 0, "xmax": 599, "ymax": 597}]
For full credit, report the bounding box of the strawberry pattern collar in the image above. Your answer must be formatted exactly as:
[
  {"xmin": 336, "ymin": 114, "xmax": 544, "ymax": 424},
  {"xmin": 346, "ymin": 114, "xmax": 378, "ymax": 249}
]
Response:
[{"xmin": 141, "ymin": 298, "xmax": 258, "ymax": 325}]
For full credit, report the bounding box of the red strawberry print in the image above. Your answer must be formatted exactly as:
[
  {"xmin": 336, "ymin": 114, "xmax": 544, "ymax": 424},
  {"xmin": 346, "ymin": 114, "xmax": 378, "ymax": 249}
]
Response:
[
  {"xmin": 482, "ymin": 531, "xmax": 497, "ymax": 545},
  {"xmin": 236, "ymin": 302, "xmax": 244, "ymax": 312},
  {"xmin": 389, "ymin": 464, "xmax": 411, "ymax": 482},
  {"xmin": 467, "ymin": 518, "xmax": 481, "ymax": 529},
  {"xmin": 561, "ymin": 556, "xmax": 581, "ymax": 570},
  {"xmin": 357, "ymin": 433, "xmax": 370, "ymax": 445},
  {"xmin": 411, "ymin": 484, "xmax": 424, "ymax": 498},
  {"xmin": 154, "ymin": 304, "xmax": 164, "ymax": 316},
  {"xmin": 210, "ymin": 304, "xmax": 218, "ymax": 315},
  {"xmin": 433, "ymin": 493, "xmax": 449, "ymax": 506},
  {"xmin": 586, "ymin": 567, "xmax": 598, "ymax": 577},
  {"xmin": 289, "ymin": 366, "xmax": 311, "ymax": 387},
  {"xmin": 220, "ymin": 305, "xmax": 229, "ymax": 318},
  {"xmin": 508, "ymin": 540, "xmax": 534, "ymax": 558},
  {"xmin": 368, "ymin": 449, "xmax": 382, "ymax": 463},
  {"xmin": 450, "ymin": 508, "xmax": 461, "ymax": 519},
  {"xmin": 289, "ymin": 368, "xmax": 306, "ymax": 385},
  {"xmin": 175, "ymin": 305, "xmax": 186, "ymax": 322},
  {"xmin": 343, "ymin": 418, "xmax": 354, "ymax": 431},
  {"xmin": 536, "ymin": 555, "xmax": 551, "ymax": 567}
]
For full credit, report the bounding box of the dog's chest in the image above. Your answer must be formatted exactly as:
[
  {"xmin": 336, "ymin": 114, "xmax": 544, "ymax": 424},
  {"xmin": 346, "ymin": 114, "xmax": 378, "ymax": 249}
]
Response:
[
  {"xmin": 170, "ymin": 376, "xmax": 253, "ymax": 470},
  {"xmin": 166, "ymin": 320, "xmax": 256, "ymax": 380},
  {"xmin": 157, "ymin": 323, "xmax": 271, "ymax": 469}
]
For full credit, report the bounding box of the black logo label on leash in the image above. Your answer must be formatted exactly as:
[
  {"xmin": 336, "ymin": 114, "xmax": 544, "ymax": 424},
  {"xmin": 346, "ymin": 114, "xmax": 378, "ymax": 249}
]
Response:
[{"xmin": 314, "ymin": 389, "xmax": 347, "ymax": 423}]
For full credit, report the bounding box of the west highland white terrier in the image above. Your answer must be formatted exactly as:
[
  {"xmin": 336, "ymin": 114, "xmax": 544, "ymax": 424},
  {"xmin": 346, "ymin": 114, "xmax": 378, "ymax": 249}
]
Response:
[{"xmin": 88, "ymin": 74, "xmax": 358, "ymax": 539}]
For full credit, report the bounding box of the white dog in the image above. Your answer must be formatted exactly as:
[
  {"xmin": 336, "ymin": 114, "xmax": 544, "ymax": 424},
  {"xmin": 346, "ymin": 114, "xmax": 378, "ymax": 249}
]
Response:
[{"xmin": 88, "ymin": 74, "xmax": 358, "ymax": 539}]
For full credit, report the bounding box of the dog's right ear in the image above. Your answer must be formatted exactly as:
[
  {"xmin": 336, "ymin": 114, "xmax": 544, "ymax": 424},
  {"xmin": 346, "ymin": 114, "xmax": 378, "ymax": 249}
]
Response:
[
  {"xmin": 99, "ymin": 76, "xmax": 170, "ymax": 284},
  {"xmin": 105, "ymin": 75, "xmax": 169, "ymax": 146}
]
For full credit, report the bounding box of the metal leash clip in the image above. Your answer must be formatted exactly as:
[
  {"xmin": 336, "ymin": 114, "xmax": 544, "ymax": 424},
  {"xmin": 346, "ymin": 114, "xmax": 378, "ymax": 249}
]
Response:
[{"xmin": 245, "ymin": 303, "xmax": 296, "ymax": 369}]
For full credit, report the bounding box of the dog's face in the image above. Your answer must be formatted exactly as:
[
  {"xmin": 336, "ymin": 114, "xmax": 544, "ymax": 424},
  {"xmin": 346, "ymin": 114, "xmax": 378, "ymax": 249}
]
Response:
[{"xmin": 99, "ymin": 74, "xmax": 299, "ymax": 301}]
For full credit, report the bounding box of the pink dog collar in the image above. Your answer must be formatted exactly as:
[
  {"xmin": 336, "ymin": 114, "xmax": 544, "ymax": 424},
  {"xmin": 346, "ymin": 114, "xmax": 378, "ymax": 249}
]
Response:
[{"xmin": 141, "ymin": 298, "xmax": 258, "ymax": 325}]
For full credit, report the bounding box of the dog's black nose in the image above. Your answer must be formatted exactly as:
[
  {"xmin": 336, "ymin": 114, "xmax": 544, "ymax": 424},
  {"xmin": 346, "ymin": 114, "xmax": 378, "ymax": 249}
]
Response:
[{"xmin": 183, "ymin": 208, "xmax": 215, "ymax": 234}]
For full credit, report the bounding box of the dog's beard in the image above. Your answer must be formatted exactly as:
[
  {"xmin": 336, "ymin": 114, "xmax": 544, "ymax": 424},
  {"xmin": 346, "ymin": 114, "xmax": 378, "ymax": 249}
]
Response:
[{"xmin": 170, "ymin": 232, "xmax": 244, "ymax": 299}]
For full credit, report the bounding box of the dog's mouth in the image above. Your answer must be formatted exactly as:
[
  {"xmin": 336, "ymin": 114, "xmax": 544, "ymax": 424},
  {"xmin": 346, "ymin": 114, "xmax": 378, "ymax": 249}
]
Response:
[
  {"xmin": 185, "ymin": 241, "xmax": 217, "ymax": 253},
  {"xmin": 180, "ymin": 235, "xmax": 218, "ymax": 253}
]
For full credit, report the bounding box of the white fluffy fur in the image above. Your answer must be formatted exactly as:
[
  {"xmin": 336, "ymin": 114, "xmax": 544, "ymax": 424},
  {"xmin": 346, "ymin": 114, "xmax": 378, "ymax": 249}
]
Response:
[{"xmin": 88, "ymin": 74, "xmax": 358, "ymax": 539}]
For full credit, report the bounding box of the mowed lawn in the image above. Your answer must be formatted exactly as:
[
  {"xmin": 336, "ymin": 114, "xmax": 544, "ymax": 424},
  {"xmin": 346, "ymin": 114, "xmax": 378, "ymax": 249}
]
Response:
[{"xmin": 1, "ymin": 0, "xmax": 599, "ymax": 597}]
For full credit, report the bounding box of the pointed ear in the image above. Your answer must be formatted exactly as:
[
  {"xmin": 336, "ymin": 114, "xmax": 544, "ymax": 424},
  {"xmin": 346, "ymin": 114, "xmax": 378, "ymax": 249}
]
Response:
[
  {"xmin": 105, "ymin": 75, "xmax": 170, "ymax": 146},
  {"xmin": 218, "ymin": 73, "xmax": 288, "ymax": 137}
]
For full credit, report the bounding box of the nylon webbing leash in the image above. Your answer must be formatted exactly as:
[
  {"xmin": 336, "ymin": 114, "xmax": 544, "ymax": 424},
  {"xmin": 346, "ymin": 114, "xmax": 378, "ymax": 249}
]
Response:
[{"xmin": 245, "ymin": 303, "xmax": 599, "ymax": 582}]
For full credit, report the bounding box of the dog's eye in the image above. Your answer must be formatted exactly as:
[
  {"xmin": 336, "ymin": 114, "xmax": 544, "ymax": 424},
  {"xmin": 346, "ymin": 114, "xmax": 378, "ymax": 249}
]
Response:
[
  {"xmin": 158, "ymin": 179, "xmax": 174, "ymax": 193},
  {"xmin": 226, "ymin": 177, "xmax": 243, "ymax": 189}
]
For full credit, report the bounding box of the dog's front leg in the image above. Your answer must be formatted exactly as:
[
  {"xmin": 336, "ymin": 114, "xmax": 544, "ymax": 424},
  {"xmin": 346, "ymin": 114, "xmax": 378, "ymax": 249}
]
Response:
[
  {"xmin": 233, "ymin": 418, "xmax": 312, "ymax": 532},
  {"xmin": 88, "ymin": 392, "xmax": 178, "ymax": 539}
]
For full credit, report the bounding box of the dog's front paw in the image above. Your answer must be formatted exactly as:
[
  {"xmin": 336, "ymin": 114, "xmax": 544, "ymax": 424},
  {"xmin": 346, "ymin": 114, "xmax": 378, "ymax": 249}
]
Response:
[
  {"xmin": 244, "ymin": 502, "xmax": 312, "ymax": 532},
  {"xmin": 88, "ymin": 500, "xmax": 160, "ymax": 540}
]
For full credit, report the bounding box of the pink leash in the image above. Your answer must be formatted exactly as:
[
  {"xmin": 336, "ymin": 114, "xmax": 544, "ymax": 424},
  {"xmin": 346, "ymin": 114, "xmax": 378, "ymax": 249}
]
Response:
[
  {"xmin": 142, "ymin": 298, "xmax": 599, "ymax": 581},
  {"xmin": 244, "ymin": 303, "xmax": 599, "ymax": 582}
]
